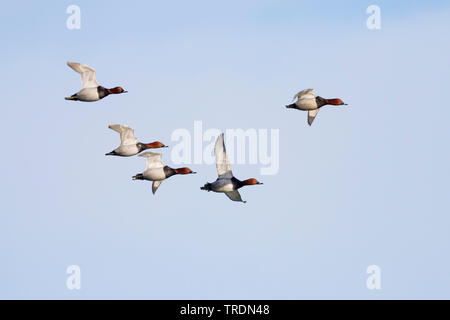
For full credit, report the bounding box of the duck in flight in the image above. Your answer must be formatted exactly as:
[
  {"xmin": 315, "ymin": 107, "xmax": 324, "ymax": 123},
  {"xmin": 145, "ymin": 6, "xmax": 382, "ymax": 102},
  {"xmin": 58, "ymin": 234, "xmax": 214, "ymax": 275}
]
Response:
[
  {"xmin": 65, "ymin": 62, "xmax": 127, "ymax": 102},
  {"xmin": 132, "ymin": 152, "xmax": 196, "ymax": 194},
  {"xmin": 201, "ymin": 133, "xmax": 262, "ymax": 203},
  {"xmin": 285, "ymin": 88, "xmax": 347, "ymax": 125},
  {"xmin": 105, "ymin": 124, "xmax": 167, "ymax": 157}
]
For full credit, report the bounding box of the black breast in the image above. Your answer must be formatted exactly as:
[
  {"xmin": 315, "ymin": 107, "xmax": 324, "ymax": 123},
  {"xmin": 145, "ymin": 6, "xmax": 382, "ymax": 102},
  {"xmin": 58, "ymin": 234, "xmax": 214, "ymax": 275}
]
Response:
[
  {"xmin": 163, "ymin": 166, "xmax": 175, "ymax": 178},
  {"xmin": 315, "ymin": 96, "xmax": 326, "ymax": 108},
  {"xmin": 231, "ymin": 177, "xmax": 242, "ymax": 189},
  {"xmin": 97, "ymin": 86, "xmax": 110, "ymax": 99}
]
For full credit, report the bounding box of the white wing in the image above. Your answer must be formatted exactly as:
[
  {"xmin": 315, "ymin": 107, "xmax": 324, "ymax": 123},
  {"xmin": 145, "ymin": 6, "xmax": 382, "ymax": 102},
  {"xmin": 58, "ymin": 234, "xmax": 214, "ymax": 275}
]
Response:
[
  {"xmin": 293, "ymin": 88, "xmax": 314, "ymax": 101},
  {"xmin": 67, "ymin": 62, "xmax": 99, "ymax": 89},
  {"xmin": 139, "ymin": 152, "xmax": 165, "ymax": 170},
  {"xmin": 308, "ymin": 109, "xmax": 320, "ymax": 126},
  {"xmin": 152, "ymin": 180, "xmax": 163, "ymax": 194},
  {"xmin": 225, "ymin": 191, "xmax": 246, "ymax": 203},
  {"xmin": 108, "ymin": 124, "xmax": 138, "ymax": 146},
  {"xmin": 215, "ymin": 133, "xmax": 232, "ymax": 178}
]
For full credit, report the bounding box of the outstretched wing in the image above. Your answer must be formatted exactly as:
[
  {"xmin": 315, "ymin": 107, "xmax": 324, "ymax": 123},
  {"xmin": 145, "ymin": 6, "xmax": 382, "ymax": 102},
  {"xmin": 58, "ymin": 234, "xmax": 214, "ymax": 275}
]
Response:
[
  {"xmin": 67, "ymin": 62, "xmax": 99, "ymax": 88},
  {"xmin": 108, "ymin": 124, "xmax": 138, "ymax": 146},
  {"xmin": 215, "ymin": 133, "xmax": 232, "ymax": 178},
  {"xmin": 293, "ymin": 88, "xmax": 314, "ymax": 101},
  {"xmin": 225, "ymin": 191, "xmax": 246, "ymax": 203},
  {"xmin": 139, "ymin": 152, "xmax": 165, "ymax": 170},
  {"xmin": 308, "ymin": 109, "xmax": 319, "ymax": 126},
  {"xmin": 152, "ymin": 181, "xmax": 163, "ymax": 194}
]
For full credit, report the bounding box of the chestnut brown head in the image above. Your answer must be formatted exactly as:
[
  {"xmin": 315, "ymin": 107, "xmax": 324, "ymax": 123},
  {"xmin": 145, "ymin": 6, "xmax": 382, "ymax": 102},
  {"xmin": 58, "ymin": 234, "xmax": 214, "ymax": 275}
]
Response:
[
  {"xmin": 241, "ymin": 178, "xmax": 263, "ymax": 186},
  {"xmin": 145, "ymin": 141, "xmax": 168, "ymax": 149},
  {"xmin": 324, "ymin": 98, "xmax": 347, "ymax": 106},
  {"xmin": 108, "ymin": 86, "xmax": 127, "ymax": 94},
  {"xmin": 173, "ymin": 167, "xmax": 197, "ymax": 175}
]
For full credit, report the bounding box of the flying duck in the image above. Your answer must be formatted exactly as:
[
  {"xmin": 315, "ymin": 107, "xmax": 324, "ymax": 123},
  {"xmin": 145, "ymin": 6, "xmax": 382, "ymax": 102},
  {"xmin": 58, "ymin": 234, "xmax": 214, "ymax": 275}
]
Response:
[
  {"xmin": 105, "ymin": 124, "xmax": 167, "ymax": 157},
  {"xmin": 201, "ymin": 133, "xmax": 262, "ymax": 203},
  {"xmin": 65, "ymin": 62, "xmax": 127, "ymax": 102},
  {"xmin": 132, "ymin": 152, "xmax": 196, "ymax": 194},
  {"xmin": 286, "ymin": 88, "xmax": 347, "ymax": 125}
]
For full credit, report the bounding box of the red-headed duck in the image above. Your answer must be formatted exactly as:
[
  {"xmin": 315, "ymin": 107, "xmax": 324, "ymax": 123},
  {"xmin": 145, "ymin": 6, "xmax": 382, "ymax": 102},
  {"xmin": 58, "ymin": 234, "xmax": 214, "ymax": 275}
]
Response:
[
  {"xmin": 286, "ymin": 88, "xmax": 347, "ymax": 125},
  {"xmin": 201, "ymin": 133, "xmax": 262, "ymax": 203},
  {"xmin": 132, "ymin": 152, "xmax": 196, "ymax": 194},
  {"xmin": 65, "ymin": 62, "xmax": 127, "ymax": 102},
  {"xmin": 105, "ymin": 124, "xmax": 167, "ymax": 157}
]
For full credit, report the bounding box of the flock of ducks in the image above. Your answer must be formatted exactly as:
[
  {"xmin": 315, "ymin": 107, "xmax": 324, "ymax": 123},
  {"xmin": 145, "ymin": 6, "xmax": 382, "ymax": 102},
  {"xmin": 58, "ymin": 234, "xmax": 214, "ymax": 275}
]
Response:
[{"xmin": 65, "ymin": 62, "xmax": 346, "ymax": 203}]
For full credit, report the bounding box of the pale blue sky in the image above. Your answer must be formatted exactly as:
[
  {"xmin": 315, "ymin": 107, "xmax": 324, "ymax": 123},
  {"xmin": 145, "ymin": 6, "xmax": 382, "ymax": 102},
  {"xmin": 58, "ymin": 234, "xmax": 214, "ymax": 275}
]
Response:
[{"xmin": 1, "ymin": 0, "xmax": 450, "ymax": 299}]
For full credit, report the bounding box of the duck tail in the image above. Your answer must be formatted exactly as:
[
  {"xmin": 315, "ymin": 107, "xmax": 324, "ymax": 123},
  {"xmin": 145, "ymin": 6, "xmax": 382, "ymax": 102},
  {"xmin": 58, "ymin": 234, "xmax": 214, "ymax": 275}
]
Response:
[
  {"xmin": 65, "ymin": 94, "xmax": 78, "ymax": 101},
  {"xmin": 201, "ymin": 183, "xmax": 212, "ymax": 191},
  {"xmin": 132, "ymin": 173, "xmax": 144, "ymax": 181}
]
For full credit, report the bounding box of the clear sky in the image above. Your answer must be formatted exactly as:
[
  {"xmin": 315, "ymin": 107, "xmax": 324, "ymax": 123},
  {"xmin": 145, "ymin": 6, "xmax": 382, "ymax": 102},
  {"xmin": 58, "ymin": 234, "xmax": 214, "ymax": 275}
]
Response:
[{"xmin": 1, "ymin": 0, "xmax": 450, "ymax": 299}]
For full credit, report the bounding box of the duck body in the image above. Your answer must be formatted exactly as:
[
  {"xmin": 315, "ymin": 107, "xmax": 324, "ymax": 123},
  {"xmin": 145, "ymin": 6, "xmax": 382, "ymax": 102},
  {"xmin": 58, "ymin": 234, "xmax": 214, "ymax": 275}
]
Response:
[
  {"xmin": 65, "ymin": 62, "xmax": 127, "ymax": 102},
  {"xmin": 105, "ymin": 124, "xmax": 166, "ymax": 157},
  {"xmin": 287, "ymin": 96, "xmax": 329, "ymax": 111},
  {"xmin": 135, "ymin": 165, "xmax": 183, "ymax": 182},
  {"xmin": 202, "ymin": 177, "xmax": 251, "ymax": 193},
  {"xmin": 67, "ymin": 86, "xmax": 110, "ymax": 102},
  {"xmin": 132, "ymin": 152, "xmax": 195, "ymax": 194},
  {"xmin": 138, "ymin": 165, "xmax": 171, "ymax": 182},
  {"xmin": 286, "ymin": 88, "xmax": 320, "ymax": 110},
  {"xmin": 201, "ymin": 133, "xmax": 262, "ymax": 203},
  {"xmin": 202, "ymin": 177, "xmax": 237, "ymax": 193},
  {"xmin": 107, "ymin": 143, "xmax": 144, "ymax": 157}
]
